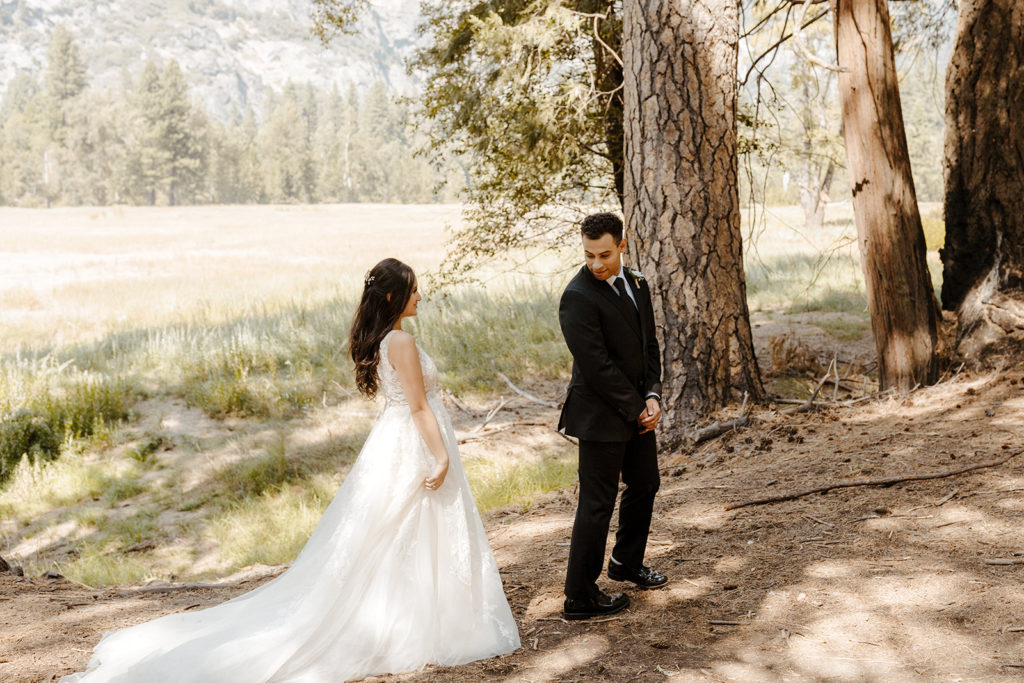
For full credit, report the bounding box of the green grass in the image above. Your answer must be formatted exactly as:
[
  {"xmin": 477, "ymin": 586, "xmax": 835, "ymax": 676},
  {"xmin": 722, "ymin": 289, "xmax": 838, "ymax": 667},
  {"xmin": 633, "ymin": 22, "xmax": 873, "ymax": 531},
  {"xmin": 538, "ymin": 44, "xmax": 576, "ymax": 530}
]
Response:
[
  {"xmin": 0, "ymin": 366, "xmax": 134, "ymax": 485},
  {"xmin": 59, "ymin": 547, "xmax": 154, "ymax": 586},
  {"xmin": 921, "ymin": 209, "xmax": 945, "ymax": 252},
  {"xmin": 207, "ymin": 474, "xmax": 336, "ymax": 568},
  {"xmin": 0, "ymin": 448, "xmax": 113, "ymax": 519},
  {"xmin": 465, "ymin": 452, "xmax": 578, "ymax": 513},
  {"xmin": 102, "ymin": 468, "xmax": 148, "ymax": 505},
  {"xmin": 817, "ymin": 316, "xmax": 872, "ymax": 342}
]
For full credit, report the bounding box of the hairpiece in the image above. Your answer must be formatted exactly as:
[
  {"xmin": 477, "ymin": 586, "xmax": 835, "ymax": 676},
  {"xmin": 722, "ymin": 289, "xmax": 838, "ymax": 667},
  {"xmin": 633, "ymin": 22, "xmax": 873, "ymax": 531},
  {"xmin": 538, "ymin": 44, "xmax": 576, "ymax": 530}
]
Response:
[{"xmin": 364, "ymin": 272, "xmax": 376, "ymax": 286}]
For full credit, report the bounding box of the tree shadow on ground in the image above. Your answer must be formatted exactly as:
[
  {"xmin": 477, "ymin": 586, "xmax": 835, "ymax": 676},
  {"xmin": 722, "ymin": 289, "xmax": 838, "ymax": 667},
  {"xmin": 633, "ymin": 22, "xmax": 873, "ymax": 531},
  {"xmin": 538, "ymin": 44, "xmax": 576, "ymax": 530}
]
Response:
[{"xmin": 6, "ymin": 369, "xmax": 1024, "ymax": 682}]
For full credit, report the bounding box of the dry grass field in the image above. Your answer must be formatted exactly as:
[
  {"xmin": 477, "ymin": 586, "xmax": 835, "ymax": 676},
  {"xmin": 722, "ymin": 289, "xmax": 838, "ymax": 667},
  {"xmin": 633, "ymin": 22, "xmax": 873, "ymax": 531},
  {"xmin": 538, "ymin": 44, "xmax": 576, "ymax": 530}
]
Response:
[
  {"xmin": 11, "ymin": 202, "xmax": 1019, "ymax": 683},
  {"xmin": 0, "ymin": 201, "xmax": 927, "ymax": 587}
]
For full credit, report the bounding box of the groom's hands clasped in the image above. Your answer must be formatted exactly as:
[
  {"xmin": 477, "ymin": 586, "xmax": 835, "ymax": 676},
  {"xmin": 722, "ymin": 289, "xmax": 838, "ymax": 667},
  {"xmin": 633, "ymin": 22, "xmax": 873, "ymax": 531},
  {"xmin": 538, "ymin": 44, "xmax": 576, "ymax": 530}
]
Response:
[{"xmin": 637, "ymin": 397, "xmax": 661, "ymax": 434}]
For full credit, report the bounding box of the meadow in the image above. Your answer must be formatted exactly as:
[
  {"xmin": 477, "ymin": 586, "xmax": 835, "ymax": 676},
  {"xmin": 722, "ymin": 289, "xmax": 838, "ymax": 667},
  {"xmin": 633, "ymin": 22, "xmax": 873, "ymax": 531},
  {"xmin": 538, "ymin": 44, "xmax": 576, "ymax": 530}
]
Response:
[{"xmin": 0, "ymin": 203, "xmax": 943, "ymax": 586}]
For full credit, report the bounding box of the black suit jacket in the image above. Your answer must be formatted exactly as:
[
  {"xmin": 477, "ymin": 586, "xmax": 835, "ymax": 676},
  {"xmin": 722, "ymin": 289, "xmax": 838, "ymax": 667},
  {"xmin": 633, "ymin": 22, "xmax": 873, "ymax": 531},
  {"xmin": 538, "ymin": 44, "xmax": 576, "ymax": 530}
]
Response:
[{"xmin": 557, "ymin": 265, "xmax": 663, "ymax": 442}]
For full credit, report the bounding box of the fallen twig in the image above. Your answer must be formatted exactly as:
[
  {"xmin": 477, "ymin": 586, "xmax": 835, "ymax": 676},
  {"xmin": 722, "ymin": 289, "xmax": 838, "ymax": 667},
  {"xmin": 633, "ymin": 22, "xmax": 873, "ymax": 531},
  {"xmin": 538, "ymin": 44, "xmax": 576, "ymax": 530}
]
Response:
[
  {"xmin": 984, "ymin": 558, "xmax": 1024, "ymax": 566},
  {"xmin": 457, "ymin": 421, "xmax": 548, "ymax": 444},
  {"xmin": 127, "ymin": 583, "xmax": 222, "ymax": 595},
  {"xmin": 692, "ymin": 392, "xmax": 750, "ymax": 444},
  {"xmin": 443, "ymin": 389, "xmax": 474, "ymax": 415},
  {"xmin": 470, "ymin": 397, "xmax": 506, "ymax": 435},
  {"xmin": 555, "ymin": 431, "xmax": 579, "ymax": 445},
  {"xmin": 497, "ymin": 372, "xmax": 559, "ymax": 408},
  {"xmin": 781, "ymin": 361, "xmax": 835, "ymax": 416},
  {"xmin": 708, "ymin": 619, "xmax": 747, "ymax": 626},
  {"xmin": 725, "ymin": 450, "xmax": 1024, "ymax": 511},
  {"xmin": 968, "ymin": 486, "xmax": 1024, "ymax": 496}
]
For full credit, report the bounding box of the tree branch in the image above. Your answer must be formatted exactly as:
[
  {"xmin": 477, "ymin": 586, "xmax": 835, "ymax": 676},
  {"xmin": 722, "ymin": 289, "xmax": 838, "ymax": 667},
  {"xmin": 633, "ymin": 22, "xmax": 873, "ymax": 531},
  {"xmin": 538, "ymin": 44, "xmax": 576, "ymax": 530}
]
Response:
[
  {"xmin": 725, "ymin": 450, "xmax": 1024, "ymax": 511},
  {"xmin": 792, "ymin": 0, "xmax": 846, "ymax": 73}
]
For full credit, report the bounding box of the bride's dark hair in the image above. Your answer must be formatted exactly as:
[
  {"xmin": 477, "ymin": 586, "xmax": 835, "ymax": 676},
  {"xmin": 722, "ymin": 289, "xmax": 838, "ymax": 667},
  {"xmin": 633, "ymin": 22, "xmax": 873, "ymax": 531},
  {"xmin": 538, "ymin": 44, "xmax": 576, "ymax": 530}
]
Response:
[{"xmin": 349, "ymin": 258, "xmax": 417, "ymax": 398}]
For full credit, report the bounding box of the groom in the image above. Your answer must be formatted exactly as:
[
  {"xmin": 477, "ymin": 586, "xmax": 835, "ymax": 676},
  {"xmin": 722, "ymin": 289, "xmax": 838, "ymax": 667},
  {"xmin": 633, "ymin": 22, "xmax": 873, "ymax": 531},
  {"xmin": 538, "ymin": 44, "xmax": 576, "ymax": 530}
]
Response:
[{"xmin": 558, "ymin": 212, "xmax": 667, "ymax": 620}]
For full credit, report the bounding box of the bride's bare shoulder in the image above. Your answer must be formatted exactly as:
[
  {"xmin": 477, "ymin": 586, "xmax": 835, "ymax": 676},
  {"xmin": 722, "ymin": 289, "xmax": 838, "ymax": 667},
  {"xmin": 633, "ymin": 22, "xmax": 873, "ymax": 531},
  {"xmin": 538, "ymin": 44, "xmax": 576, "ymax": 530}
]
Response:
[{"xmin": 386, "ymin": 330, "xmax": 417, "ymax": 361}]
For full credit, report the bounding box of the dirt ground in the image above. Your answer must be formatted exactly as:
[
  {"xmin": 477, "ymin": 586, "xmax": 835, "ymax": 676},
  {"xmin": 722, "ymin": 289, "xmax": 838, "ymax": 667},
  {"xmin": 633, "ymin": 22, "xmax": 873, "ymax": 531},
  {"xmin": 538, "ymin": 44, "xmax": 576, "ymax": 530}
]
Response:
[{"xmin": 4, "ymin": 367, "xmax": 1024, "ymax": 682}]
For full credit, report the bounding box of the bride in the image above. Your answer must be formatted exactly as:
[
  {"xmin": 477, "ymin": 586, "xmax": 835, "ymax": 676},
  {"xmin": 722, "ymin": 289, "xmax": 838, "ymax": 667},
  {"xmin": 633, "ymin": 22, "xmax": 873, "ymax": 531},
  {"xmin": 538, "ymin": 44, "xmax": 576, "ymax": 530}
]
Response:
[{"xmin": 63, "ymin": 258, "xmax": 521, "ymax": 682}]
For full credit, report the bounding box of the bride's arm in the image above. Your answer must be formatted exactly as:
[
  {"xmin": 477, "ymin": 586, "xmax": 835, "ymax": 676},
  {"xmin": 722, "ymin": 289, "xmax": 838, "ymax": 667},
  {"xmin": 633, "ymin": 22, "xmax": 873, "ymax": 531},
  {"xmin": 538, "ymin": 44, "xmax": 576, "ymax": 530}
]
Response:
[{"xmin": 388, "ymin": 331, "xmax": 449, "ymax": 488}]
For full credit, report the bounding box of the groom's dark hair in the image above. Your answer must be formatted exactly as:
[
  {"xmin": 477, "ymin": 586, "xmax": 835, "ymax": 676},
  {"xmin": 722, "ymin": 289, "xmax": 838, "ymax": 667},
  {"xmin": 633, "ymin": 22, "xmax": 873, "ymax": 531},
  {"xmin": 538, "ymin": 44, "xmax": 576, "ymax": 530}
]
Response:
[{"xmin": 580, "ymin": 212, "xmax": 624, "ymax": 242}]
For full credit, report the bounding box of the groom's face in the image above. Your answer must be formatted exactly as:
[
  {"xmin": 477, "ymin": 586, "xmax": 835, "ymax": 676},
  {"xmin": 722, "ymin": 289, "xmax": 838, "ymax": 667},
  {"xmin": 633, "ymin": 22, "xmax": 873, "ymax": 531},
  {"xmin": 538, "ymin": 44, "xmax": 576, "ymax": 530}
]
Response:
[{"xmin": 583, "ymin": 233, "xmax": 627, "ymax": 281}]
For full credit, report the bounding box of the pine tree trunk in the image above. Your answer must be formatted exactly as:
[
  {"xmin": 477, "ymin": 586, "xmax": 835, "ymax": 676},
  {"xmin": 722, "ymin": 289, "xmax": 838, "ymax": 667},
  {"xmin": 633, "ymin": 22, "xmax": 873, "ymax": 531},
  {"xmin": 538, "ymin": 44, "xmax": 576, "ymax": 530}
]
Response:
[
  {"xmin": 833, "ymin": 0, "xmax": 939, "ymax": 390},
  {"xmin": 941, "ymin": 0, "xmax": 1024, "ymax": 366},
  {"xmin": 622, "ymin": 0, "xmax": 765, "ymax": 446}
]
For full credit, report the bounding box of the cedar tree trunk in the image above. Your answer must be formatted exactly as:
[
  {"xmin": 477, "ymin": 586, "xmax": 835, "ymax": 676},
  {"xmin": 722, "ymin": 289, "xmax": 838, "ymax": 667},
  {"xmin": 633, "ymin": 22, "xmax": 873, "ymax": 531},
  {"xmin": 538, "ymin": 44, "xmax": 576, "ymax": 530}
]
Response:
[{"xmin": 833, "ymin": 0, "xmax": 939, "ymax": 390}]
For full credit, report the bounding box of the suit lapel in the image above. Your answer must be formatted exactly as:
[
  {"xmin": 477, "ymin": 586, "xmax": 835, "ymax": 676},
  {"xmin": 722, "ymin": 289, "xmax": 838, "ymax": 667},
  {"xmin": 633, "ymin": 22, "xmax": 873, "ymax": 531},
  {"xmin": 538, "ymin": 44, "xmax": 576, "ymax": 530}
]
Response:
[{"xmin": 583, "ymin": 266, "xmax": 642, "ymax": 339}]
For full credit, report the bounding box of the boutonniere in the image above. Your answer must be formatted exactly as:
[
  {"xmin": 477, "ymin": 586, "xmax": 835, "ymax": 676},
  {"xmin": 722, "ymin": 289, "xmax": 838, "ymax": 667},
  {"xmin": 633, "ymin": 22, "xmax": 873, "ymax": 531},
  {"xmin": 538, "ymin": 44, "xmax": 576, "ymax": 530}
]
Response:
[{"xmin": 624, "ymin": 267, "xmax": 645, "ymax": 289}]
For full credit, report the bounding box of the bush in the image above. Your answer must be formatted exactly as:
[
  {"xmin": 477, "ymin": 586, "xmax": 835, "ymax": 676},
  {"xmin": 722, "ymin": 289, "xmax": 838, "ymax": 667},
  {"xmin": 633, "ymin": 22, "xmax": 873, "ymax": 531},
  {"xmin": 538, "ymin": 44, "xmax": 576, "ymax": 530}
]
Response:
[
  {"xmin": 0, "ymin": 374, "xmax": 133, "ymax": 486},
  {"xmin": 0, "ymin": 410, "xmax": 61, "ymax": 481}
]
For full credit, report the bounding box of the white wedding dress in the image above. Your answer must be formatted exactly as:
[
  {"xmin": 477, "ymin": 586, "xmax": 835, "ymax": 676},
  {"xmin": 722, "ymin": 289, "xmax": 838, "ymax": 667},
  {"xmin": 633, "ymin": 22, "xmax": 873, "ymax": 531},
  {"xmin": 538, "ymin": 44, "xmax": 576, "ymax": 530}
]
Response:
[{"xmin": 63, "ymin": 330, "xmax": 520, "ymax": 682}]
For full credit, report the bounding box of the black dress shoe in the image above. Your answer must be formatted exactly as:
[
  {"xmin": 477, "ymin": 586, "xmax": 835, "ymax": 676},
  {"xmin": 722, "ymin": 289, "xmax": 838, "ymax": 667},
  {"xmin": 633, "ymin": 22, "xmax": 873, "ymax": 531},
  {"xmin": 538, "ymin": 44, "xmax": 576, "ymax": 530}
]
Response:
[
  {"xmin": 563, "ymin": 590, "xmax": 630, "ymax": 620},
  {"xmin": 607, "ymin": 561, "xmax": 668, "ymax": 589}
]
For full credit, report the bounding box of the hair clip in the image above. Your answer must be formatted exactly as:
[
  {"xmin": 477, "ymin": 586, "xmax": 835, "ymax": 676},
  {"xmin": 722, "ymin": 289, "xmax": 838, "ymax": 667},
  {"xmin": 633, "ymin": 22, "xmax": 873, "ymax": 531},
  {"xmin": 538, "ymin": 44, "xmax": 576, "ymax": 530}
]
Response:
[{"xmin": 364, "ymin": 272, "xmax": 376, "ymax": 286}]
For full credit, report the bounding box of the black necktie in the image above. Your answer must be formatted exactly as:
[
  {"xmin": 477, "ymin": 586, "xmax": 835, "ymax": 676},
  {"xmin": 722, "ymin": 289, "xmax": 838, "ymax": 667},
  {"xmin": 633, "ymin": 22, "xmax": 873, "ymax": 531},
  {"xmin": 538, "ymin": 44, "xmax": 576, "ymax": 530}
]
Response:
[{"xmin": 614, "ymin": 276, "xmax": 640, "ymax": 324}]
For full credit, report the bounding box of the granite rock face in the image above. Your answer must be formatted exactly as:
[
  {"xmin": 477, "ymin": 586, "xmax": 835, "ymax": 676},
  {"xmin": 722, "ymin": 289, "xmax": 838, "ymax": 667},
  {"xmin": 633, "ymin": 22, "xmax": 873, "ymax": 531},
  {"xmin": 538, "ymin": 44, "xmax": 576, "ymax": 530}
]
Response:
[{"xmin": 0, "ymin": 0, "xmax": 423, "ymax": 118}]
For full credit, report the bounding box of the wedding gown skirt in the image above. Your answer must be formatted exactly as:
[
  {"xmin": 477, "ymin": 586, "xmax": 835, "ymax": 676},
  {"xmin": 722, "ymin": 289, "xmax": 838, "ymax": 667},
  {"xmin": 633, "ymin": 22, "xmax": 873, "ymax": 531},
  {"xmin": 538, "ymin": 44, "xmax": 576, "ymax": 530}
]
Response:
[{"xmin": 64, "ymin": 332, "xmax": 520, "ymax": 682}]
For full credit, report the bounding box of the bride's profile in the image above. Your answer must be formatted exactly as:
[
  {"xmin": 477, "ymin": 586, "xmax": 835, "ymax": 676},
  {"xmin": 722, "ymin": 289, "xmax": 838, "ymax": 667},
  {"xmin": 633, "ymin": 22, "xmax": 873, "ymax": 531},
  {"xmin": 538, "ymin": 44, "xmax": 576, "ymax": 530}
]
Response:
[{"xmin": 63, "ymin": 257, "xmax": 521, "ymax": 682}]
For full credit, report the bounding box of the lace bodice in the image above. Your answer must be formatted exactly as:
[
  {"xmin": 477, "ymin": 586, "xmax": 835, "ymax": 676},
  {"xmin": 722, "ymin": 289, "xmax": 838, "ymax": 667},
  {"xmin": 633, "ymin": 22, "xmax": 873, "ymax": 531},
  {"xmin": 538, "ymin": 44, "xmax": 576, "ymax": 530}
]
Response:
[{"xmin": 378, "ymin": 330, "xmax": 439, "ymax": 406}]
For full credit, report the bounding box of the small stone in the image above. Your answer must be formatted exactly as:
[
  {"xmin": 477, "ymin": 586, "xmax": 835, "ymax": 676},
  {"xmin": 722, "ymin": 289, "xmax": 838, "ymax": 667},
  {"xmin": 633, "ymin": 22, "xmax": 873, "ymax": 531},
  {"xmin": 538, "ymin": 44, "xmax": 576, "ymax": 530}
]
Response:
[{"xmin": 43, "ymin": 569, "xmax": 64, "ymax": 580}]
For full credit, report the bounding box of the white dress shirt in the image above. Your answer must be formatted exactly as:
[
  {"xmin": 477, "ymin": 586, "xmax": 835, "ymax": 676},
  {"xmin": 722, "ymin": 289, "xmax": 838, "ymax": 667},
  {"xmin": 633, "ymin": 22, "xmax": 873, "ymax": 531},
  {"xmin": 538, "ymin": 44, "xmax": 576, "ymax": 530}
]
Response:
[{"xmin": 607, "ymin": 271, "xmax": 637, "ymax": 308}]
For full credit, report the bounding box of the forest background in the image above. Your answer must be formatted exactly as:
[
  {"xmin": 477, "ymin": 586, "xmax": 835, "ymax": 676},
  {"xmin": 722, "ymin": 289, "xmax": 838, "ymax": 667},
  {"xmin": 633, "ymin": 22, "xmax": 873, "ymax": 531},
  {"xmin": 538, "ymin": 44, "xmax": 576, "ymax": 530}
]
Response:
[{"xmin": 0, "ymin": 1, "xmax": 948, "ymax": 210}]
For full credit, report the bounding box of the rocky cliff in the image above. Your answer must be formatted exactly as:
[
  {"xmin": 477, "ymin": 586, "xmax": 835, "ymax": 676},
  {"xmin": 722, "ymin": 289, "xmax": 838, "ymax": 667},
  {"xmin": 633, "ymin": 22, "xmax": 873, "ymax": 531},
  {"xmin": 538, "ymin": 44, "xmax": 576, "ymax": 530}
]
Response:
[{"xmin": 0, "ymin": 0, "xmax": 423, "ymax": 118}]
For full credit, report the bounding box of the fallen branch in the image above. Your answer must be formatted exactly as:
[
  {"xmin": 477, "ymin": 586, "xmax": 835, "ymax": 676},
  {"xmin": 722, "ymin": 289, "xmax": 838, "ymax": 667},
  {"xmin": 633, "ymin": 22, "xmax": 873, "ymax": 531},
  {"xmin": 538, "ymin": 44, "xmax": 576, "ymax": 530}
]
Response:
[
  {"xmin": 127, "ymin": 583, "xmax": 222, "ymax": 595},
  {"xmin": 457, "ymin": 421, "xmax": 548, "ymax": 444},
  {"xmin": 692, "ymin": 393, "xmax": 750, "ymax": 444},
  {"xmin": 555, "ymin": 430, "xmax": 579, "ymax": 445},
  {"xmin": 689, "ymin": 364, "xmax": 836, "ymax": 447},
  {"xmin": 780, "ymin": 360, "xmax": 835, "ymax": 416},
  {"xmin": 443, "ymin": 389, "xmax": 474, "ymax": 415},
  {"xmin": 497, "ymin": 372, "xmax": 559, "ymax": 408},
  {"xmin": 725, "ymin": 450, "xmax": 1024, "ymax": 511},
  {"xmin": 984, "ymin": 558, "xmax": 1024, "ymax": 566},
  {"xmin": 470, "ymin": 397, "xmax": 506, "ymax": 435}
]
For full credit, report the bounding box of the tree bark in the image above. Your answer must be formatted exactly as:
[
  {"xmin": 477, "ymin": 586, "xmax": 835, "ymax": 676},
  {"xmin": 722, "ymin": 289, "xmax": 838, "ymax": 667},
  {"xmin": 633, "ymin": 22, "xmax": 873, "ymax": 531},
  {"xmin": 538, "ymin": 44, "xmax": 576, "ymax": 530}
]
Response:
[
  {"xmin": 622, "ymin": 0, "xmax": 766, "ymax": 447},
  {"xmin": 941, "ymin": 0, "xmax": 1024, "ymax": 366},
  {"xmin": 833, "ymin": 0, "xmax": 939, "ymax": 391}
]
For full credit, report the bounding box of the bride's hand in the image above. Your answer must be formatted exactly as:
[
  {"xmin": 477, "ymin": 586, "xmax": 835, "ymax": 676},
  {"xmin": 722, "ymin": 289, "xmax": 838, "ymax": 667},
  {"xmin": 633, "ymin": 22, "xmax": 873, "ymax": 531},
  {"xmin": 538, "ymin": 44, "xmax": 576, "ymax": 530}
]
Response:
[{"xmin": 424, "ymin": 457, "xmax": 449, "ymax": 490}]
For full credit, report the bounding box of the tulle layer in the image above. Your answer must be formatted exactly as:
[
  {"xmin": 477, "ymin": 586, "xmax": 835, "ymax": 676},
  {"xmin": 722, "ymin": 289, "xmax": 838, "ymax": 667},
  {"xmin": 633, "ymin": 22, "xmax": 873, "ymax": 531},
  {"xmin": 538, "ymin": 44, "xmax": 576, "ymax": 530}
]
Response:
[{"xmin": 63, "ymin": 394, "xmax": 520, "ymax": 682}]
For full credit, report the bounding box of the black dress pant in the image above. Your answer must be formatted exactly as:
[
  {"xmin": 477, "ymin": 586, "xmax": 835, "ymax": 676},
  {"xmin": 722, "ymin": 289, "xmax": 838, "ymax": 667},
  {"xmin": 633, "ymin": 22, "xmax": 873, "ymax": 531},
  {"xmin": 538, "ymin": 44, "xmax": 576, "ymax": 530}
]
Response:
[{"xmin": 564, "ymin": 429, "xmax": 659, "ymax": 600}]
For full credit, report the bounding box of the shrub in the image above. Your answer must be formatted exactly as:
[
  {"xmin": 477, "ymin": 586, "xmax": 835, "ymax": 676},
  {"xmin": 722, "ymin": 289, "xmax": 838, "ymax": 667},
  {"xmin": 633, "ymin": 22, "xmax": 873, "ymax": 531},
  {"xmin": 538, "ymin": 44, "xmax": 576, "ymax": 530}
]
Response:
[
  {"xmin": 0, "ymin": 372, "xmax": 133, "ymax": 486},
  {"xmin": 0, "ymin": 410, "xmax": 61, "ymax": 482}
]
